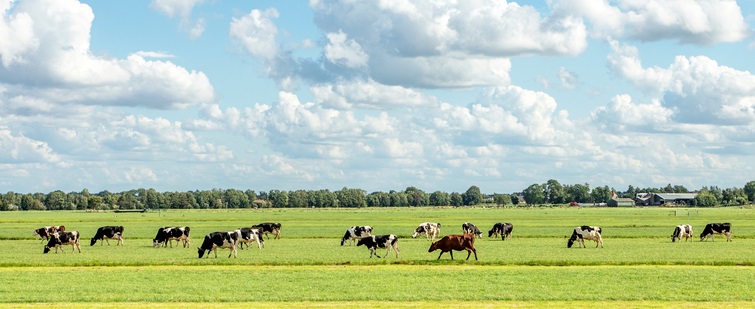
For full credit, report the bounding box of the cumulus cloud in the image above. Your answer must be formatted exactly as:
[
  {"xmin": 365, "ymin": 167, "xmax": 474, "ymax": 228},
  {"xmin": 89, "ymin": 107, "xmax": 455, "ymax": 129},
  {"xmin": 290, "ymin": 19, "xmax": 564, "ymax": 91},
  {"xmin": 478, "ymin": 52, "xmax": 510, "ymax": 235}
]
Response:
[
  {"xmin": 554, "ymin": 0, "xmax": 751, "ymax": 44},
  {"xmin": 591, "ymin": 94, "xmax": 673, "ymax": 132},
  {"xmin": 324, "ymin": 30, "xmax": 369, "ymax": 68},
  {"xmin": 0, "ymin": 126, "xmax": 62, "ymax": 164},
  {"xmin": 310, "ymin": 79, "xmax": 438, "ymax": 110},
  {"xmin": 0, "ymin": 0, "xmax": 216, "ymax": 109},
  {"xmin": 229, "ymin": 8, "xmax": 279, "ymax": 60},
  {"xmin": 150, "ymin": 0, "xmax": 206, "ymax": 39},
  {"xmin": 608, "ymin": 40, "xmax": 755, "ymax": 125}
]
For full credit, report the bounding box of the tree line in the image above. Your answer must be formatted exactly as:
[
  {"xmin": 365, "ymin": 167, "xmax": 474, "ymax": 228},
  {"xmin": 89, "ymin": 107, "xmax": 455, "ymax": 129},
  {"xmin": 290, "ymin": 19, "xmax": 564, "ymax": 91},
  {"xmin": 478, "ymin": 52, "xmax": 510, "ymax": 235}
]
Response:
[{"xmin": 1, "ymin": 180, "xmax": 754, "ymax": 211}]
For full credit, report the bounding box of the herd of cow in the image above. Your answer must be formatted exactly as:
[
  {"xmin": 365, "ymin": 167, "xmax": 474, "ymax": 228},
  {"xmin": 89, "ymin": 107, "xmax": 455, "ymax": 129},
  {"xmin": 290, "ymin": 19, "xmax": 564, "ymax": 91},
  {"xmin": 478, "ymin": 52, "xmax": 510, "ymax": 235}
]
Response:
[{"xmin": 32, "ymin": 220, "xmax": 733, "ymax": 260}]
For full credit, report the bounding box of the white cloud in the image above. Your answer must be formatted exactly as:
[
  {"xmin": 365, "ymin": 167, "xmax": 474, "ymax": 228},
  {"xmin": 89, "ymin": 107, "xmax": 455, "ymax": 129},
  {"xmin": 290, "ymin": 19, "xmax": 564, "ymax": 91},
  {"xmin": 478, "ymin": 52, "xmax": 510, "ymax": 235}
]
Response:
[
  {"xmin": 310, "ymin": 79, "xmax": 438, "ymax": 110},
  {"xmin": 554, "ymin": 0, "xmax": 751, "ymax": 44},
  {"xmin": 608, "ymin": 40, "xmax": 755, "ymax": 125},
  {"xmin": 557, "ymin": 67, "xmax": 578, "ymax": 90},
  {"xmin": 324, "ymin": 30, "xmax": 369, "ymax": 68},
  {"xmin": 0, "ymin": 126, "xmax": 62, "ymax": 164},
  {"xmin": 229, "ymin": 8, "xmax": 279, "ymax": 60},
  {"xmin": 149, "ymin": 0, "xmax": 206, "ymax": 39},
  {"xmin": 590, "ymin": 94, "xmax": 673, "ymax": 132},
  {"xmin": 0, "ymin": 0, "xmax": 216, "ymax": 109}
]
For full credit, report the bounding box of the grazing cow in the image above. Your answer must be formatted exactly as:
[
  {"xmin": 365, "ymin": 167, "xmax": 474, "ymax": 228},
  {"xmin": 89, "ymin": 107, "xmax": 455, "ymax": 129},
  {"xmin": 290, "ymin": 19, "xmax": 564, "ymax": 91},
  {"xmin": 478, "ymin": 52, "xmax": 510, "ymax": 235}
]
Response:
[
  {"xmin": 152, "ymin": 226, "xmax": 191, "ymax": 248},
  {"xmin": 700, "ymin": 223, "xmax": 732, "ymax": 242},
  {"xmin": 462, "ymin": 222, "xmax": 482, "ymax": 239},
  {"xmin": 488, "ymin": 222, "xmax": 513, "ymax": 241},
  {"xmin": 90, "ymin": 226, "xmax": 125, "ymax": 246},
  {"xmin": 43, "ymin": 231, "xmax": 81, "ymax": 254},
  {"xmin": 252, "ymin": 222, "xmax": 282, "ymax": 239},
  {"xmin": 412, "ymin": 222, "xmax": 441, "ymax": 241},
  {"xmin": 234, "ymin": 227, "xmax": 265, "ymax": 250},
  {"xmin": 428, "ymin": 234, "xmax": 477, "ymax": 260},
  {"xmin": 567, "ymin": 226, "xmax": 603, "ymax": 248},
  {"xmin": 356, "ymin": 234, "xmax": 399, "ymax": 258},
  {"xmin": 341, "ymin": 225, "xmax": 373, "ymax": 246},
  {"xmin": 33, "ymin": 225, "xmax": 65, "ymax": 243},
  {"xmin": 197, "ymin": 231, "xmax": 239, "ymax": 258},
  {"xmin": 671, "ymin": 224, "xmax": 693, "ymax": 242}
]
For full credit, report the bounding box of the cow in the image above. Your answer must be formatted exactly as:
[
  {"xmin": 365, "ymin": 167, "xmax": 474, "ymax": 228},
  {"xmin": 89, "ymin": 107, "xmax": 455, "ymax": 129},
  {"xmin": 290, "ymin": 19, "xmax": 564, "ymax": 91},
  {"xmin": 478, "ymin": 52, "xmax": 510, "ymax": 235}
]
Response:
[
  {"xmin": 252, "ymin": 222, "xmax": 281, "ymax": 239},
  {"xmin": 412, "ymin": 222, "xmax": 441, "ymax": 241},
  {"xmin": 700, "ymin": 223, "xmax": 732, "ymax": 242},
  {"xmin": 671, "ymin": 224, "xmax": 693, "ymax": 242},
  {"xmin": 152, "ymin": 226, "xmax": 191, "ymax": 248},
  {"xmin": 428, "ymin": 234, "xmax": 477, "ymax": 260},
  {"xmin": 356, "ymin": 234, "xmax": 399, "ymax": 258},
  {"xmin": 33, "ymin": 225, "xmax": 65, "ymax": 243},
  {"xmin": 90, "ymin": 226, "xmax": 125, "ymax": 246},
  {"xmin": 462, "ymin": 222, "xmax": 482, "ymax": 239},
  {"xmin": 567, "ymin": 226, "xmax": 603, "ymax": 248},
  {"xmin": 341, "ymin": 225, "xmax": 373, "ymax": 246},
  {"xmin": 488, "ymin": 222, "xmax": 513, "ymax": 241},
  {"xmin": 234, "ymin": 227, "xmax": 265, "ymax": 250},
  {"xmin": 197, "ymin": 231, "xmax": 239, "ymax": 258},
  {"xmin": 43, "ymin": 231, "xmax": 81, "ymax": 254}
]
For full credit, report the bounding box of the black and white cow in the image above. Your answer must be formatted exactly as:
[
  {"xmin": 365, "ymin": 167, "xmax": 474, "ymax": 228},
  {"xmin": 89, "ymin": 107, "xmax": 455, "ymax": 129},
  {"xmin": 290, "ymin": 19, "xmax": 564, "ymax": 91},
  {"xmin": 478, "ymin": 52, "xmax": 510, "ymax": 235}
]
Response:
[
  {"xmin": 44, "ymin": 231, "xmax": 81, "ymax": 254},
  {"xmin": 252, "ymin": 222, "xmax": 281, "ymax": 239},
  {"xmin": 234, "ymin": 227, "xmax": 265, "ymax": 250},
  {"xmin": 567, "ymin": 226, "xmax": 603, "ymax": 248},
  {"xmin": 462, "ymin": 222, "xmax": 482, "ymax": 239},
  {"xmin": 90, "ymin": 226, "xmax": 125, "ymax": 246},
  {"xmin": 700, "ymin": 223, "xmax": 732, "ymax": 242},
  {"xmin": 412, "ymin": 222, "xmax": 441, "ymax": 241},
  {"xmin": 671, "ymin": 224, "xmax": 693, "ymax": 242},
  {"xmin": 356, "ymin": 234, "xmax": 399, "ymax": 258},
  {"xmin": 341, "ymin": 225, "xmax": 373, "ymax": 246},
  {"xmin": 197, "ymin": 231, "xmax": 239, "ymax": 258},
  {"xmin": 488, "ymin": 222, "xmax": 513, "ymax": 241},
  {"xmin": 152, "ymin": 226, "xmax": 191, "ymax": 248},
  {"xmin": 33, "ymin": 225, "xmax": 65, "ymax": 243}
]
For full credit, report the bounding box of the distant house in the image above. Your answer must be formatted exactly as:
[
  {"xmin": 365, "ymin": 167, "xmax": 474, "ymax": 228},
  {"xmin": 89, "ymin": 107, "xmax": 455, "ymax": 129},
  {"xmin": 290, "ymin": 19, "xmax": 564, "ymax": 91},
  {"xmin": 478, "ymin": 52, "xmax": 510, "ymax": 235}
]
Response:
[{"xmin": 608, "ymin": 198, "xmax": 635, "ymax": 207}]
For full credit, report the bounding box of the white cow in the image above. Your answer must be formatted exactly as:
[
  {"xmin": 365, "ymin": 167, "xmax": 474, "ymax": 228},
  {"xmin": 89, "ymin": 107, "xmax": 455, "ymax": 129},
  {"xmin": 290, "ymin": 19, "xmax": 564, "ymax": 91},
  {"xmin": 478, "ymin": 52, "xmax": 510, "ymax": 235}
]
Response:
[
  {"xmin": 567, "ymin": 226, "xmax": 603, "ymax": 248},
  {"xmin": 412, "ymin": 222, "xmax": 441, "ymax": 241},
  {"xmin": 671, "ymin": 224, "xmax": 693, "ymax": 242}
]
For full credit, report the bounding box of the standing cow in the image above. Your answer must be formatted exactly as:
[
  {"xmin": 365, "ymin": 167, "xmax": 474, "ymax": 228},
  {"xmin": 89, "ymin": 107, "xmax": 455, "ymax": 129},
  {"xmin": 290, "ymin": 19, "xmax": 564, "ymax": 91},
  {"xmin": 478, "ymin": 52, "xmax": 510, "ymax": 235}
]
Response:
[
  {"xmin": 235, "ymin": 227, "xmax": 265, "ymax": 250},
  {"xmin": 341, "ymin": 226, "xmax": 373, "ymax": 246},
  {"xmin": 671, "ymin": 224, "xmax": 693, "ymax": 242},
  {"xmin": 34, "ymin": 226, "xmax": 65, "ymax": 243},
  {"xmin": 44, "ymin": 231, "xmax": 81, "ymax": 254},
  {"xmin": 252, "ymin": 222, "xmax": 281, "ymax": 240},
  {"xmin": 488, "ymin": 222, "xmax": 513, "ymax": 241},
  {"xmin": 153, "ymin": 226, "xmax": 191, "ymax": 248},
  {"xmin": 90, "ymin": 226, "xmax": 125, "ymax": 246},
  {"xmin": 462, "ymin": 222, "xmax": 482, "ymax": 239},
  {"xmin": 700, "ymin": 223, "xmax": 732, "ymax": 242},
  {"xmin": 567, "ymin": 226, "xmax": 603, "ymax": 248},
  {"xmin": 197, "ymin": 231, "xmax": 239, "ymax": 258},
  {"xmin": 412, "ymin": 222, "xmax": 441, "ymax": 241},
  {"xmin": 356, "ymin": 234, "xmax": 399, "ymax": 258},
  {"xmin": 428, "ymin": 234, "xmax": 477, "ymax": 260}
]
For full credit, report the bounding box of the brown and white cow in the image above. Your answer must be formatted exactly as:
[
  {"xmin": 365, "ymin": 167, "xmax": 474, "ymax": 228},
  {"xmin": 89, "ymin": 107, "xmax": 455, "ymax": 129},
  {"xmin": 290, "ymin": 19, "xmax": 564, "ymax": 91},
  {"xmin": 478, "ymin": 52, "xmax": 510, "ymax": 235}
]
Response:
[
  {"xmin": 34, "ymin": 226, "xmax": 65, "ymax": 243},
  {"xmin": 567, "ymin": 226, "xmax": 603, "ymax": 248},
  {"xmin": 671, "ymin": 224, "xmax": 693, "ymax": 242},
  {"xmin": 412, "ymin": 222, "xmax": 441, "ymax": 241},
  {"xmin": 428, "ymin": 234, "xmax": 477, "ymax": 260},
  {"xmin": 43, "ymin": 231, "xmax": 81, "ymax": 254}
]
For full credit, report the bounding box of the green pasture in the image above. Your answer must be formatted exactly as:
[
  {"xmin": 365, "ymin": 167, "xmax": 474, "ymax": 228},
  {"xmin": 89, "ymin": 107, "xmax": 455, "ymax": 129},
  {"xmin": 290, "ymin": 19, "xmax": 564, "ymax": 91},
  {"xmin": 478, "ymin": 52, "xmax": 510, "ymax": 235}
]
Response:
[{"xmin": 2, "ymin": 207, "xmax": 755, "ymax": 307}]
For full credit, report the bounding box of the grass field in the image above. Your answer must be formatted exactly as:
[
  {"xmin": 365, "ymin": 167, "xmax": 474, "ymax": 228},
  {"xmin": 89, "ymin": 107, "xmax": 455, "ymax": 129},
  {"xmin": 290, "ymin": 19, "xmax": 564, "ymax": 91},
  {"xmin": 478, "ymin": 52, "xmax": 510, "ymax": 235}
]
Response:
[{"xmin": 2, "ymin": 207, "xmax": 755, "ymax": 308}]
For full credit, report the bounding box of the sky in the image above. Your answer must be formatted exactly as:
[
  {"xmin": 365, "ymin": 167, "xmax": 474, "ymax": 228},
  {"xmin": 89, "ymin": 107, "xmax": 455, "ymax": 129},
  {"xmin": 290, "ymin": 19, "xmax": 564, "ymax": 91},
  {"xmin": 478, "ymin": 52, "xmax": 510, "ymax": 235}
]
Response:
[{"xmin": 1, "ymin": 0, "xmax": 754, "ymax": 195}]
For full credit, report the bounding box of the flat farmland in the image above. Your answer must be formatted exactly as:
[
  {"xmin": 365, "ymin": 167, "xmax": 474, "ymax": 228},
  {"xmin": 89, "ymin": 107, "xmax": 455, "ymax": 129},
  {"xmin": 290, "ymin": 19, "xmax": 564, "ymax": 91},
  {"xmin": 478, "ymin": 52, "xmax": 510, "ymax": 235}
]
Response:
[{"xmin": 2, "ymin": 207, "xmax": 755, "ymax": 308}]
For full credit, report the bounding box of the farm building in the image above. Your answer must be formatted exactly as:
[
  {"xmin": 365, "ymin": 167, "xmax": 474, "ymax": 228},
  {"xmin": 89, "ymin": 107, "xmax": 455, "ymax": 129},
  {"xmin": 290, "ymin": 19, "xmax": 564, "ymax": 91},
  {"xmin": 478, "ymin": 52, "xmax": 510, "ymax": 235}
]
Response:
[
  {"xmin": 633, "ymin": 193, "xmax": 698, "ymax": 206},
  {"xmin": 608, "ymin": 197, "xmax": 635, "ymax": 207}
]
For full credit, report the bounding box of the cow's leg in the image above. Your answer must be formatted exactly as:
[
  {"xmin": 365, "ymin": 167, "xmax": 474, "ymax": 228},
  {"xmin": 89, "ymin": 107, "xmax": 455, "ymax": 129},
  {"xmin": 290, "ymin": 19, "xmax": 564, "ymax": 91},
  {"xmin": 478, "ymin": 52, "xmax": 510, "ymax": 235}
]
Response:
[
  {"xmin": 437, "ymin": 252, "xmax": 444, "ymax": 260},
  {"xmin": 374, "ymin": 248, "xmax": 381, "ymax": 258},
  {"xmin": 726, "ymin": 232, "xmax": 732, "ymax": 242},
  {"xmin": 466, "ymin": 249, "xmax": 471, "ymax": 260},
  {"xmin": 449, "ymin": 251, "xmax": 454, "ymax": 260},
  {"xmin": 393, "ymin": 243, "xmax": 400, "ymax": 258},
  {"xmin": 213, "ymin": 248, "xmax": 218, "ymax": 258}
]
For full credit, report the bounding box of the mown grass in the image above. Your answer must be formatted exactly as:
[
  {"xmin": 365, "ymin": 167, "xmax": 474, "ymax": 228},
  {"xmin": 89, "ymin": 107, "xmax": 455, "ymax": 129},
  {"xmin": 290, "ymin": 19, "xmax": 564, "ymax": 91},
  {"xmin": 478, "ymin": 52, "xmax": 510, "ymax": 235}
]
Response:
[{"xmin": 2, "ymin": 206, "xmax": 755, "ymax": 306}]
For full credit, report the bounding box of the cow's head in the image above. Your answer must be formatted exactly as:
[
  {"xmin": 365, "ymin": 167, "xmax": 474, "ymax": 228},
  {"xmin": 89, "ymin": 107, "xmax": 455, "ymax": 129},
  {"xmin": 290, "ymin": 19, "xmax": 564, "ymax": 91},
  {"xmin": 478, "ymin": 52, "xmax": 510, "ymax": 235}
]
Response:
[
  {"xmin": 89, "ymin": 238, "xmax": 98, "ymax": 246},
  {"xmin": 197, "ymin": 247, "xmax": 206, "ymax": 258},
  {"xmin": 412, "ymin": 226, "xmax": 425, "ymax": 238},
  {"xmin": 567, "ymin": 236, "xmax": 576, "ymax": 248},
  {"xmin": 428, "ymin": 241, "xmax": 438, "ymax": 252},
  {"xmin": 152, "ymin": 239, "xmax": 162, "ymax": 248},
  {"xmin": 356, "ymin": 237, "xmax": 371, "ymax": 247},
  {"xmin": 44, "ymin": 233, "xmax": 61, "ymax": 254}
]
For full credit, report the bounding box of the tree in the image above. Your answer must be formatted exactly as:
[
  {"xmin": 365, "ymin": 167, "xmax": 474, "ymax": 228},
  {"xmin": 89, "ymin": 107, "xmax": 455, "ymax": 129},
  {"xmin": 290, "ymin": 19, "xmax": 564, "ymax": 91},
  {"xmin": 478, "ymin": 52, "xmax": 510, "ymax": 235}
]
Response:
[
  {"xmin": 566, "ymin": 183, "xmax": 590, "ymax": 203},
  {"xmin": 509, "ymin": 194, "xmax": 519, "ymax": 205},
  {"xmin": 45, "ymin": 190, "xmax": 68, "ymax": 210},
  {"xmin": 462, "ymin": 186, "xmax": 483, "ymax": 206},
  {"xmin": 695, "ymin": 188, "xmax": 717, "ymax": 207},
  {"xmin": 590, "ymin": 186, "xmax": 612, "ymax": 204},
  {"xmin": 493, "ymin": 193, "xmax": 511, "ymax": 206},
  {"xmin": 429, "ymin": 191, "xmax": 449, "ymax": 206},
  {"xmin": 744, "ymin": 181, "xmax": 755, "ymax": 203},
  {"xmin": 268, "ymin": 190, "xmax": 289, "ymax": 208},
  {"xmin": 288, "ymin": 190, "xmax": 309, "ymax": 208},
  {"xmin": 404, "ymin": 187, "xmax": 429, "ymax": 206},
  {"xmin": 545, "ymin": 179, "xmax": 566, "ymax": 204},
  {"xmin": 522, "ymin": 183, "xmax": 545, "ymax": 205},
  {"xmin": 336, "ymin": 188, "xmax": 366, "ymax": 208},
  {"xmin": 449, "ymin": 192, "xmax": 463, "ymax": 207}
]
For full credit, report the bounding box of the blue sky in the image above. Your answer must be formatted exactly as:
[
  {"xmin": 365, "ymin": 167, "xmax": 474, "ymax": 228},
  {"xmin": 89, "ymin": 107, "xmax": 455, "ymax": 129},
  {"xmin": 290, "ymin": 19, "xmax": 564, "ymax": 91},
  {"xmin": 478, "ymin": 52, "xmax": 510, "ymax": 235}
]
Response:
[{"xmin": 1, "ymin": 0, "xmax": 754, "ymax": 194}]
